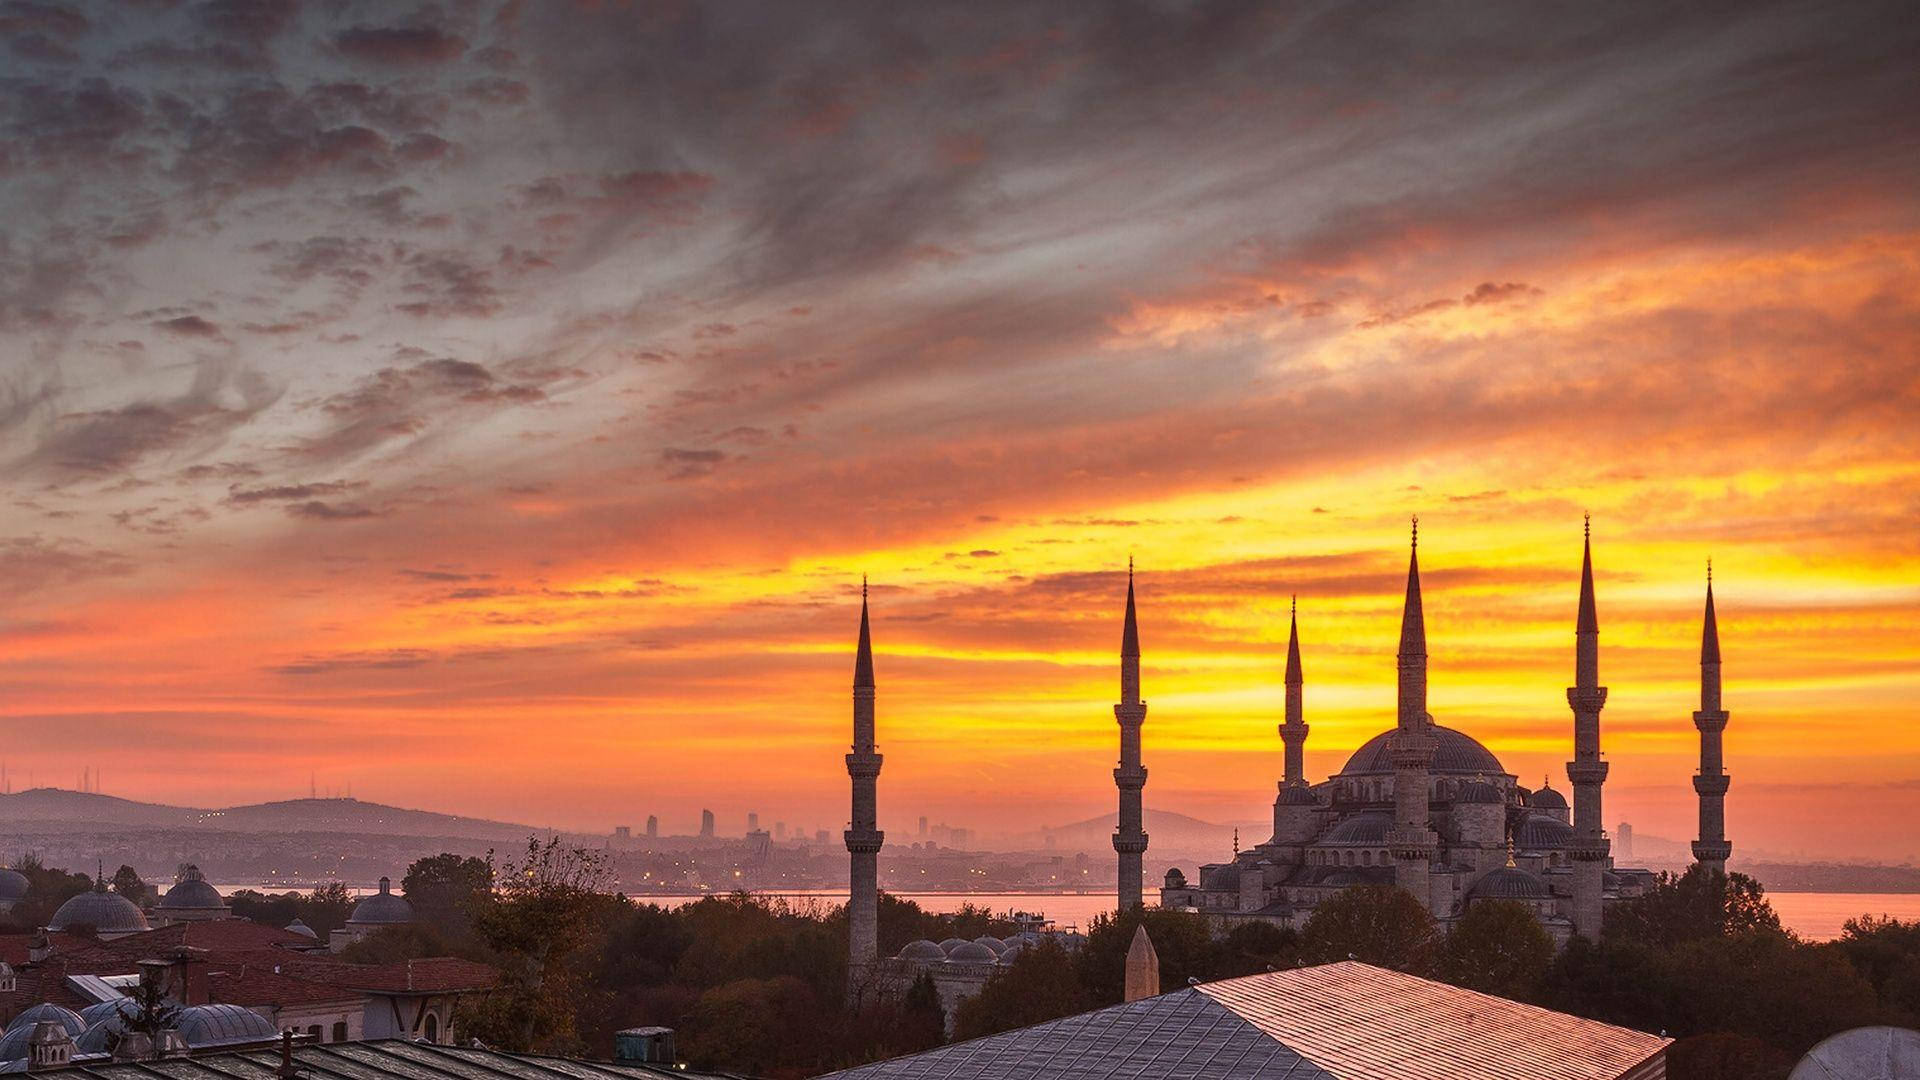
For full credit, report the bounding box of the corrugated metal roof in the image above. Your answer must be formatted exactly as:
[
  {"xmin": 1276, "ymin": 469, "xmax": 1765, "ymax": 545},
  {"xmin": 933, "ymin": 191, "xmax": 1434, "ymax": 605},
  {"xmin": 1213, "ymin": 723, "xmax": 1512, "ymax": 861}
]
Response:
[
  {"xmin": 1200, "ymin": 962, "xmax": 1669, "ymax": 1080},
  {"xmin": 28, "ymin": 1039, "xmax": 741, "ymax": 1080},
  {"xmin": 818, "ymin": 987, "xmax": 1336, "ymax": 1079}
]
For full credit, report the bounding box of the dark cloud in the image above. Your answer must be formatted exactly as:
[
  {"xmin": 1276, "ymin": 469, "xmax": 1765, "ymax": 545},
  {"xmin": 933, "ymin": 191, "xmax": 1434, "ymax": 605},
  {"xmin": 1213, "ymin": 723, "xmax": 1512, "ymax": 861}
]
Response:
[
  {"xmin": 285, "ymin": 499, "xmax": 379, "ymax": 520},
  {"xmin": 267, "ymin": 647, "xmax": 433, "ymax": 675},
  {"xmin": 334, "ymin": 24, "xmax": 468, "ymax": 65},
  {"xmin": 0, "ymin": 534, "xmax": 131, "ymax": 596},
  {"xmin": 295, "ymin": 356, "xmax": 547, "ymax": 462},
  {"xmin": 225, "ymin": 480, "xmax": 363, "ymax": 505},
  {"xmin": 155, "ymin": 314, "xmax": 222, "ymax": 337}
]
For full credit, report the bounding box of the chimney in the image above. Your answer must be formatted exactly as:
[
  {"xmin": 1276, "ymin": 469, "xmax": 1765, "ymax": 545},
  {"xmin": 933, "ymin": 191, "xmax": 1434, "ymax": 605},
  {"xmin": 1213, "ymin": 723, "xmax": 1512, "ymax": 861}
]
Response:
[
  {"xmin": 26, "ymin": 1021, "xmax": 74, "ymax": 1070},
  {"xmin": 279, "ymin": 1030, "xmax": 300, "ymax": 1079},
  {"xmin": 1124, "ymin": 925, "xmax": 1160, "ymax": 1003},
  {"xmin": 27, "ymin": 932, "xmax": 52, "ymax": 964},
  {"xmin": 613, "ymin": 1028, "xmax": 675, "ymax": 1065},
  {"xmin": 112, "ymin": 1032, "xmax": 155, "ymax": 1062},
  {"xmin": 170, "ymin": 946, "xmax": 210, "ymax": 1005}
]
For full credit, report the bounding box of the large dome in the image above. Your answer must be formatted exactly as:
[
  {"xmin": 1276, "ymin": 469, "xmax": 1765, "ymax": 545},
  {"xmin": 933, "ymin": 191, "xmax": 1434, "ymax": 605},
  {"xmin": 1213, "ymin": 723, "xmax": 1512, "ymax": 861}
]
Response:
[
  {"xmin": 160, "ymin": 865, "xmax": 225, "ymax": 911},
  {"xmin": 346, "ymin": 877, "xmax": 413, "ymax": 926},
  {"xmin": 1470, "ymin": 866, "xmax": 1553, "ymax": 900},
  {"xmin": 48, "ymin": 881, "xmax": 149, "ymax": 934},
  {"xmin": 1338, "ymin": 725, "xmax": 1508, "ymax": 777},
  {"xmin": 0, "ymin": 869, "xmax": 27, "ymax": 904},
  {"xmin": 174, "ymin": 1004, "xmax": 278, "ymax": 1048}
]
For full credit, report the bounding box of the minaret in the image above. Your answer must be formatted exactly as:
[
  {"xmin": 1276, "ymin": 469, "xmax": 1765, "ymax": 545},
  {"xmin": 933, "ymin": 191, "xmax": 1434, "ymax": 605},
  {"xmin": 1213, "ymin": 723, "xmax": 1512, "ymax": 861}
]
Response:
[
  {"xmin": 1113, "ymin": 560, "xmax": 1149, "ymax": 909},
  {"xmin": 1279, "ymin": 596, "xmax": 1308, "ymax": 788},
  {"xmin": 1692, "ymin": 563, "xmax": 1732, "ymax": 875},
  {"xmin": 844, "ymin": 579, "xmax": 884, "ymax": 968},
  {"xmin": 1386, "ymin": 520, "xmax": 1437, "ymax": 902},
  {"xmin": 1566, "ymin": 516, "xmax": 1611, "ymax": 940}
]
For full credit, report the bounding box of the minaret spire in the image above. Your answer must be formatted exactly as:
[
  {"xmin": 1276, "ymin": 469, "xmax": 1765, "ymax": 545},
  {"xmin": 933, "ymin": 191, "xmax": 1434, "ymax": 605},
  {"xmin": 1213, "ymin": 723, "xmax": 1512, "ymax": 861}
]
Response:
[
  {"xmin": 1113, "ymin": 561, "xmax": 1149, "ymax": 909},
  {"xmin": 1692, "ymin": 563, "xmax": 1732, "ymax": 875},
  {"xmin": 1566, "ymin": 515, "xmax": 1611, "ymax": 940},
  {"xmin": 1279, "ymin": 595, "xmax": 1308, "ymax": 788},
  {"xmin": 844, "ymin": 579, "xmax": 884, "ymax": 974},
  {"xmin": 1386, "ymin": 518, "xmax": 1437, "ymax": 911}
]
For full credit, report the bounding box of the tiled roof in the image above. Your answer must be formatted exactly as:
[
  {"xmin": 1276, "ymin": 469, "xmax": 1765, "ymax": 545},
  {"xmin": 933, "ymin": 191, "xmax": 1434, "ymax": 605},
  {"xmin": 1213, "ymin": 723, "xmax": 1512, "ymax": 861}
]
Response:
[
  {"xmin": 824, "ymin": 962, "xmax": 1667, "ymax": 1080},
  {"xmin": 333, "ymin": 958, "xmax": 500, "ymax": 994},
  {"xmin": 0, "ymin": 935, "xmax": 92, "ymax": 967},
  {"xmin": 1201, "ymin": 962, "xmax": 1669, "ymax": 1080},
  {"xmin": 819, "ymin": 988, "xmax": 1336, "ymax": 1079},
  {"xmin": 25, "ymin": 1038, "xmax": 742, "ymax": 1080}
]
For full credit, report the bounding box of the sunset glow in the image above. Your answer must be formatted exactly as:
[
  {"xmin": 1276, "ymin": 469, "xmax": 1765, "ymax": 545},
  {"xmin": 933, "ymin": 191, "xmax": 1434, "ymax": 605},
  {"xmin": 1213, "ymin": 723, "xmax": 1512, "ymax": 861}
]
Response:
[{"xmin": 3, "ymin": 2, "xmax": 1917, "ymax": 862}]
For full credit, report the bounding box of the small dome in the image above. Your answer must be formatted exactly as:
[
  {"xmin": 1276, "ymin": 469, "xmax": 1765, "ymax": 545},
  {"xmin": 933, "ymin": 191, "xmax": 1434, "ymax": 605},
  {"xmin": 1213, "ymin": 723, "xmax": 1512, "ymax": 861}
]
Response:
[
  {"xmin": 0, "ymin": 869, "xmax": 27, "ymax": 904},
  {"xmin": 1471, "ymin": 866, "xmax": 1553, "ymax": 900},
  {"xmin": 346, "ymin": 877, "xmax": 413, "ymax": 926},
  {"xmin": 897, "ymin": 939, "xmax": 946, "ymax": 962},
  {"xmin": 160, "ymin": 865, "xmax": 225, "ymax": 911},
  {"xmin": 936, "ymin": 937, "xmax": 971, "ymax": 956},
  {"xmin": 1163, "ymin": 867, "xmax": 1187, "ymax": 888},
  {"xmin": 1457, "ymin": 781, "xmax": 1504, "ymax": 804},
  {"xmin": 1279, "ymin": 786, "xmax": 1320, "ymax": 806},
  {"xmin": 1321, "ymin": 811, "xmax": 1394, "ymax": 845},
  {"xmin": 1530, "ymin": 785, "xmax": 1569, "ymax": 811},
  {"xmin": 47, "ymin": 880, "xmax": 150, "ymax": 934},
  {"xmin": 4, "ymin": 1005, "xmax": 84, "ymax": 1037},
  {"xmin": 77, "ymin": 999, "xmax": 136, "ymax": 1028},
  {"xmin": 1514, "ymin": 814, "xmax": 1574, "ymax": 851},
  {"xmin": 946, "ymin": 941, "xmax": 998, "ymax": 963},
  {"xmin": 75, "ymin": 1012, "xmax": 131, "ymax": 1055},
  {"xmin": 284, "ymin": 918, "xmax": 317, "ymax": 939},
  {"xmin": 996, "ymin": 940, "xmax": 1027, "ymax": 963},
  {"xmin": 175, "ymin": 1004, "xmax": 277, "ymax": 1048},
  {"xmin": 971, "ymin": 936, "xmax": 1006, "ymax": 955}
]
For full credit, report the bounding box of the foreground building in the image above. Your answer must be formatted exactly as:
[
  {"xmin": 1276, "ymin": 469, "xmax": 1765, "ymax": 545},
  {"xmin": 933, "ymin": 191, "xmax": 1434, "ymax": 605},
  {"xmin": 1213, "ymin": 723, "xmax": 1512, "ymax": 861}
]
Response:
[
  {"xmin": 0, "ymin": 1036, "xmax": 736, "ymax": 1080},
  {"xmin": 1156, "ymin": 523, "xmax": 1734, "ymax": 940},
  {"xmin": 824, "ymin": 961, "xmax": 1670, "ymax": 1080}
]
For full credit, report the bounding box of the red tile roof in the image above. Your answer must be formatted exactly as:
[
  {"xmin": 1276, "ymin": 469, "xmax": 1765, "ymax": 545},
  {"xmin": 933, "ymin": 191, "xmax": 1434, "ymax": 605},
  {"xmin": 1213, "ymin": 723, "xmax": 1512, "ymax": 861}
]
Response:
[
  {"xmin": 337, "ymin": 957, "xmax": 500, "ymax": 994},
  {"xmin": 1199, "ymin": 962, "xmax": 1669, "ymax": 1080}
]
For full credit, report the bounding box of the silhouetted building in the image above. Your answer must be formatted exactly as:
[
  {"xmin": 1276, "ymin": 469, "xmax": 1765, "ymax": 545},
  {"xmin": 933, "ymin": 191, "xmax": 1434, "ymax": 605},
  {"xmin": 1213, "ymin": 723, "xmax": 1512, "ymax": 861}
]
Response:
[
  {"xmin": 699, "ymin": 809, "xmax": 714, "ymax": 838},
  {"xmin": 1112, "ymin": 561, "xmax": 1148, "ymax": 909},
  {"xmin": 845, "ymin": 580, "xmax": 884, "ymax": 974}
]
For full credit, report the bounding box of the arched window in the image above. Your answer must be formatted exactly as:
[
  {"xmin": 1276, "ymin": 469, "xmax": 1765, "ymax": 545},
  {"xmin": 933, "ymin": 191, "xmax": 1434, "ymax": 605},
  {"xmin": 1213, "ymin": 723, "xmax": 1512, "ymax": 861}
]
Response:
[
  {"xmin": 1361, "ymin": 851, "xmax": 1372, "ymax": 865},
  {"xmin": 1344, "ymin": 850, "xmax": 1355, "ymax": 866},
  {"xmin": 332, "ymin": 1022, "xmax": 347, "ymax": 1043},
  {"xmin": 307, "ymin": 1025, "xmax": 321, "ymax": 1040},
  {"xmin": 424, "ymin": 1012, "xmax": 439, "ymax": 1043}
]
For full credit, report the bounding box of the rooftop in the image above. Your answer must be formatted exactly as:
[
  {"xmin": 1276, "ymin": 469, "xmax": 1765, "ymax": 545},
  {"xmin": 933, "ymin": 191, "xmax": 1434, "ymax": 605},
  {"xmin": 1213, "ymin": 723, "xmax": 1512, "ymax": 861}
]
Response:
[{"xmin": 21, "ymin": 1037, "xmax": 743, "ymax": 1080}]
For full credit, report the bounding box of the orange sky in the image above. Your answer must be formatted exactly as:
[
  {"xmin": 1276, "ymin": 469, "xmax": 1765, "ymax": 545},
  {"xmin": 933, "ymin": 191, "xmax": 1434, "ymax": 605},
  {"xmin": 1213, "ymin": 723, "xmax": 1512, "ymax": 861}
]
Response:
[{"xmin": 1, "ymin": 3, "xmax": 1917, "ymax": 862}]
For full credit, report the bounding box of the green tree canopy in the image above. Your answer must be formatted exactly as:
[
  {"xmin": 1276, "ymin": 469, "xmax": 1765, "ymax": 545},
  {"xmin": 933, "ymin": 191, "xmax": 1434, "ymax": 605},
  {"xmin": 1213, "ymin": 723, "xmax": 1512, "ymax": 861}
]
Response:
[
  {"xmin": 1299, "ymin": 885, "xmax": 1438, "ymax": 974},
  {"xmin": 110, "ymin": 865, "xmax": 147, "ymax": 903},
  {"xmin": 402, "ymin": 853, "xmax": 494, "ymax": 937},
  {"xmin": 1440, "ymin": 900, "xmax": 1554, "ymax": 1001},
  {"xmin": 1603, "ymin": 866, "xmax": 1780, "ymax": 949},
  {"xmin": 953, "ymin": 939, "xmax": 1093, "ymax": 1041},
  {"xmin": 1207, "ymin": 920, "xmax": 1301, "ymax": 980},
  {"xmin": 1075, "ymin": 907, "xmax": 1215, "ymax": 1003}
]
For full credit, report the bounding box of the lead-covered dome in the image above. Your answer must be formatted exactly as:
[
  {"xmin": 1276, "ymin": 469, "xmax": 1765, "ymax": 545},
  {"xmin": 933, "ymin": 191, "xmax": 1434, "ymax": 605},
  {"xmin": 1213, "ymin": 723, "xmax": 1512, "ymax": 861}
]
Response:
[
  {"xmin": 1339, "ymin": 725, "xmax": 1507, "ymax": 777},
  {"xmin": 174, "ymin": 1004, "xmax": 278, "ymax": 1048},
  {"xmin": 1321, "ymin": 811, "xmax": 1394, "ymax": 845},
  {"xmin": 47, "ymin": 880, "xmax": 149, "ymax": 935},
  {"xmin": 971, "ymin": 936, "xmax": 1007, "ymax": 955},
  {"xmin": 4, "ymin": 1004, "xmax": 84, "ymax": 1036},
  {"xmin": 1514, "ymin": 814, "xmax": 1574, "ymax": 850},
  {"xmin": 898, "ymin": 939, "xmax": 946, "ymax": 962},
  {"xmin": 936, "ymin": 937, "xmax": 971, "ymax": 956},
  {"xmin": 160, "ymin": 865, "xmax": 225, "ymax": 911},
  {"xmin": 1279, "ymin": 785, "xmax": 1320, "ymax": 806},
  {"xmin": 0, "ymin": 869, "xmax": 28, "ymax": 904},
  {"xmin": 346, "ymin": 877, "xmax": 413, "ymax": 926},
  {"xmin": 1470, "ymin": 866, "xmax": 1552, "ymax": 900},
  {"xmin": 947, "ymin": 941, "xmax": 998, "ymax": 963},
  {"xmin": 1530, "ymin": 785, "xmax": 1569, "ymax": 812}
]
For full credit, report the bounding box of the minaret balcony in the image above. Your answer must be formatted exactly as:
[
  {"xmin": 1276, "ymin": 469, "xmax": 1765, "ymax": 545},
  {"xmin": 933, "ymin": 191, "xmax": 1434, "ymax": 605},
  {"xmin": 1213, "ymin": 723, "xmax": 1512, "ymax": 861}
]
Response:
[
  {"xmin": 1114, "ymin": 702, "xmax": 1147, "ymax": 724},
  {"xmin": 844, "ymin": 829, "xmax": 884, "ymax": 854},
  {"xmin": 1691, "ymin": 839, "xmax": 1732, "ymax": 862},
  {"xmin": 1692, "ymin": 773, "xmax": 1731, "ymax": 796},
  {"xmin": 1565, "ymin": 686, "xmax": 1609, "ymax": 711},
  {"xmin": 1112, "ymin": 832, "xmax": 1149, "ymax": 854},
  {"xmin": 845, "ymin": 752, "xmax": 883, "ymax": 778},
  {"xmin": 1691, "ymin": 710, "xmax": 1729, "ymax": 731},
  {"xmin": 1566, "ymin": 760, "xmax": 1610, "ymax": 785},
  {"xmin": 1113, "ymin": 766, "xmax": 1148, "ymax": 789},
  {"xmin": 1567, "ymin": 835, "xmax": 1611, "ymax": 861}
]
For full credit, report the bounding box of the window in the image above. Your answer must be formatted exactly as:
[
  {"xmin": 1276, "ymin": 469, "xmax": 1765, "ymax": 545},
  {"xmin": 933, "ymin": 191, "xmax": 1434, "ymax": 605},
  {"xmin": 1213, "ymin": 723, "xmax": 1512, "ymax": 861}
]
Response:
[
  {"xmin": 308, "ymin": 1025, "xmax": 321, "ymax": 1040},
  {"xmin": 332, "ymin": 1022, "xmax": 347, "ymax": 1043},
  {"xmin": 424, "ymin": 1013, "xmax": 439, "ymax": 1043}
]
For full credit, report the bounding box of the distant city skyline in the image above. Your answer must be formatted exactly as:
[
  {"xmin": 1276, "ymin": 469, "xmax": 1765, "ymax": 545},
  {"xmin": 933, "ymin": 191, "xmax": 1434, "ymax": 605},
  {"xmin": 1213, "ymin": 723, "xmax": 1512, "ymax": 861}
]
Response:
[{"xmin": 1, "ymin": 4, "xmax": 1916, "ymax": 861}]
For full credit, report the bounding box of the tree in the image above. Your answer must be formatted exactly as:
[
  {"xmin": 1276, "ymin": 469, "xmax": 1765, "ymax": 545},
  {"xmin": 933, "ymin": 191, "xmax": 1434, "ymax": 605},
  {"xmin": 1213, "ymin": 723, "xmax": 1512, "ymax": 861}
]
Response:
[
  {"xmin": 227, "ymin": 889, "xmax": 302, "ymax": 928},
  {"xmin": 466, "ymin": 837, "xmax": 618, "ymax": 1052},
  {"xmin": 1075, "ymin": 907, "xmax": 1215, "ymax": 1003},
  {"xmin": 1665, "ymin": 1032, "xmax": 1796, "ymax": 1080},
  {"xmin": 1299, "ymin": 885, "xmax": 1438, "ymax": 974},
  {"xmin": 1207, "ymin": 921, "xmax": 1301, "ymax": 979},
  {"xmin": 898, "ymin": 972, "xmax": 947, "ymax": 1051},
  {"xmin": 1440, "ymin": 900, "xmax": 1553, "ymax": 1001},
  {"xmin": 337, "ymin": 922, "xmax": 463, "ymax": 964},
  {"xmin": 678, "ymin": 976, "xmax": 824, "ymax": 1077},
  {"xmin": 1833, "ymin": 915, "xmax": 1920, "ymax": 1022},
  {"xmin": 118, "ymin": 972, "xmax": 183, "ymax": 1061},
  {"xmin": 1604, "ymin": 866, "xmax": 1780, "ymax": 949},
  {"xmin": 299, "ymin": 882, "xmax": 356, "ymax": 938},
  {"xmin": 111, "ymin": 865, "xmax": 148, "ymax": 903},
  {"xmin": 953, "ymin": 939, "xmax": 1093, "ymax": 1041},
  {"xmin": 1, "ymin": 856, "xmax": 92, "ymax": 931},
  {"xmin": 402, "ymin": 853, "xmax": 494, "ymax": 938}
]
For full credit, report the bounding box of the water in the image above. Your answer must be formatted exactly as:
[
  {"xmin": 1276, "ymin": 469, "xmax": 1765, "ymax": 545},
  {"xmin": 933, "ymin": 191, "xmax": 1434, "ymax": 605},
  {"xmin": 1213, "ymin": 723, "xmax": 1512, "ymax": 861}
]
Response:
[{"xmin": 215, "ymin": 884, "xmax": 1920, "ymax": 942}]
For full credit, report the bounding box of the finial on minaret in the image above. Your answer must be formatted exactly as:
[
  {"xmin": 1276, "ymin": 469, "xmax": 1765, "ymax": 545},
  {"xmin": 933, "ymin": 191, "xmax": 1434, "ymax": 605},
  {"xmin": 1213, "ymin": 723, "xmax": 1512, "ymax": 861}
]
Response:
[
  {"xmin": 1411, "ymin": 515, "xmax": 1418, "ymax": 548},
  {"xmin": 1232, "ymin": 827, "xmax": 1240, "ymax": 855},
  {"xmin": 1584, "ymin": 512, "xmax": 1591, "ymax": 541},
  {"xmin": 1398, "ymin": 519, "xmax": 1426, "ymax": 661},
  {"xmin": 854, "ymin": 577, "xmax": 875, "ymax": 689}
]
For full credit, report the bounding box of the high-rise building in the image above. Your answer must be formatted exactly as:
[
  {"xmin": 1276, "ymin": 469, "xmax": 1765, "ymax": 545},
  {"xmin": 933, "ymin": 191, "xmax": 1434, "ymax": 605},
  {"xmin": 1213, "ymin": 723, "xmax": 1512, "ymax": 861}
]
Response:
[
  {"xmin": 645, "ymin": 815, "xmax": 658, "ymax": 838},
  {"xmin": 699, "ymin": 809, "xmax": 715, "ymax": 838}
]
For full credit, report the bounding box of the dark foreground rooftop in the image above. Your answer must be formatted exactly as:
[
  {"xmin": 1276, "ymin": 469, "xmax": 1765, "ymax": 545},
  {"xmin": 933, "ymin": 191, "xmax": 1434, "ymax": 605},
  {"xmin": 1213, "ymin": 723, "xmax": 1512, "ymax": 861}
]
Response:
[{"xmin": 29, "ymin": 1038, "xmax": 745, "ymax": 1080}]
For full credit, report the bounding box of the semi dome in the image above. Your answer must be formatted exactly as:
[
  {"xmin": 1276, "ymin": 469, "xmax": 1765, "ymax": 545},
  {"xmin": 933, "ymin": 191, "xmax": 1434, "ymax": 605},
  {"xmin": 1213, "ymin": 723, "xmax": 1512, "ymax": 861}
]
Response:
[
  {"xmin": 1457, "ymin": 780, "xmax": 1504, "ymax": 804},
  {"xmin": 4, "ymin": 1004, "xmax": 84, "ymax": 1036},
  {"xmin": 1470, "ymin": 866, "xmax": 1553, "ymax": 900},
  {"xmin": 0, "ymin": 869, "xmax": 27, "ymax": 904},
  {"xmin": 1339, "ymin": 725, "xmax": 1507, "ymax": 777},
  {"xmin": 346, "ymin": 877, "xmax": 413, "ymax": 926},
  {"xmin": 971, "ymin": 936, "xmax": 1007, "ymax": 955},
  {"xmin": 160, "ymin": 865, "xmax": 225, "ymax": 910},
  {"xmin": 174, "ymin": 1003, "xmax": 277, "ymax": 1048},
  {"xmin": 47, "ymin": 881, "xmax": 149, "ymax": 935},
  {"xmin": 1514, "ymin": 814, "xmax": 1574, "ymax": 850},
  {"xmin": 946, "ymin": 941, "xmax": 998, "ymax": 963},
  {"xmin": 897, "ymin": 939, "xmax": 946, "ymax": 962},
  {"xmin": 1321, "ymin": 811, "xmax": 1394, "ymax": 845},
  {"xmin": 1278, "ymin": 785, "xmax": 1320, "ymax": 806}
]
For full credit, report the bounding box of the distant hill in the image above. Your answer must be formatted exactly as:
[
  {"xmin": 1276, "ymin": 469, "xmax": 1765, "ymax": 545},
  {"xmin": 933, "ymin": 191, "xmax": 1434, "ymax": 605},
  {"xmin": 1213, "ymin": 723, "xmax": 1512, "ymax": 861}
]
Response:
[
  {"xmin": 0, "ymin": 789, "xmax": 541, "ymax": 842},
  {"xmin": 1005, "ymin": 808, "xmax": 1256, "ymax": 859}
]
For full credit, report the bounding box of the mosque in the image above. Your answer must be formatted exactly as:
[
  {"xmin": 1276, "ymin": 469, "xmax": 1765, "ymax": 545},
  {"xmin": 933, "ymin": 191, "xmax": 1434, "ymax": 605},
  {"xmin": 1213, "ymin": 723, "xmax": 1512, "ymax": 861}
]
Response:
[{"xmin": 1155, "ymin": 521, "xmax": 1730, "ymax": 941}]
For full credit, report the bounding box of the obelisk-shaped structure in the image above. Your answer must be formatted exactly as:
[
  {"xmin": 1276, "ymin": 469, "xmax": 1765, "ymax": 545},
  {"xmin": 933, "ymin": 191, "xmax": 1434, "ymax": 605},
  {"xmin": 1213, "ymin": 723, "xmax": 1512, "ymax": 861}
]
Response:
[
  {"xmin": 1279, "ymin": 596, "xmax": 1308, "ymax": 788},
  {"xmin": 1692, "ymin": 565, "xmax": 1733, "ymax": 876},
  {"xmin": 1113, "ymin": 561, "xmax": 1149, "ymax": 909},
  {"xmin": 1566, "ymin": 517, "xmax": 1611, "ymax": 940},
  {"xmin": 1386, "ymin": 521, "xmax": 1437, "ymax": 902},
  {"xmin": 845, "ymin": 580, "xmax": 884, "ymax": 967}
]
